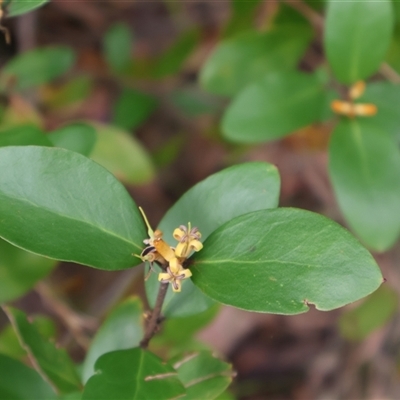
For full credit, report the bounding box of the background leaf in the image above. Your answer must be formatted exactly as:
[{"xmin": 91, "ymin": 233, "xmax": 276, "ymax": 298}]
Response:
[
  {"xmin": 145, "ymin": 162, "xmax": 280, "ymax": 317},
  {"xmin": 3, "ymin": 306, "xmax": 82, "ymax": 394},
  {"xmin": 0, "ymin": 146, "xmax": 146, "ymax": 270},
  {"xmin": 200, "ymin": 24, "xmax": 312, "ymax": 97},
  {"xmin": 1, "ymin": 47, "xmax": 75, "ymax": 91},
  {"xmin": 48, "ymin": 122, "xmax": 97, "ymax": 156},
  {"xmin": 222, "ymin": 71, "xmax": 324, "ymax": 143},
  {"xmin": 191, "ymin": 208, "xmax": 383, "ymax": 314},
  {"xmin": 82, "ymin": 297, "xmax": 144, "ymax": 383},
  {"xmin": 0, "ymin": 124, "xmax": 52, "ymax": 147},
  {"xmin": 0, "ymin": 353, "xmax": 56, "ymax": 400},
  {"xmin": 329, "ymin": 119, "xmax": 400, "ymax": 251},
  {"xmin": 112, "ymin": 88, "xmax": 158, "ymax": 130},
  {"xmin": 7, "ymin": 0, "xmax": 49, "ymax": 17},
  {"xmin": 359, "ymin": 82, "xmax": 400, "ymax": 143},
  {"xmin": 103, "ymin": 23, "xmax": 133, "ymax": 73},
  {"xmin": 324, "ymin": 0, "xmax": 394, "ymax": 84},
  {"xmin": 339, "ymin": 285, "xmax": 398, "ymax": 341},
  {"xmin": 82, "ymin": 348, "xmax": 185, "ymax": 400},
  {"xmin": 173, "ymin": 351, "xmax": 233, "ymax": 400},
  {"xmin": 0, "ymin": 239, "xmax": 56, "ymax": 304},
  {"xmin": 90, "ymin": 123, "xmax": 155, "ymax": 185}
]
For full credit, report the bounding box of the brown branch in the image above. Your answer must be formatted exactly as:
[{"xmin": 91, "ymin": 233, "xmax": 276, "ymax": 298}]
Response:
[{"xmin": 140, "ymin": 282, "xmax": 169, "ymax": 349}]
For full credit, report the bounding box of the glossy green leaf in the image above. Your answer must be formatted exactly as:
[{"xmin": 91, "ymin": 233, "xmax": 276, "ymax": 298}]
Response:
[
  {"xmin": 191, "ymin": 208, "xmax": 383, "ymax": 314},
  {"xmin": 0, "ymin": 124, "xmax": 52, "ymax": 147},
  {"xmin": 0, "ymin": 353, "xmax": 56, "ymax": 400},
  {"xmin": 173, "ymin": 351, "xmax": 233, "ymax": 400},
  {"xmin": 339, "ymin": 285, "xmax": 398, "ymax": 341},
  {"xmin": 329, "ymin": 119, "xmax": 400, "ymax": 251},
  {"xmin": 1, "ymin": 47, "xmax": 75, "ymax": 91},
  {"xmin": 90, "ymin": 123, "xmax": 155, "ymax": 185},
  {"xmin": 146, "ymin": 162, "xmax": 280, "ymax": 317},
  {"xmin": 48, "ymin": 122, "xmax": 97, "ymax": 156},
  {"xmin": 82, "ymin": 297, "xmax": 144, "ymax": 383},
  {"xmin": 112, "ymin": 88, "xmax": 158, "ymax": 130},
  {"xmin": 359, "ymin": 82, "xmax": 400, "ymax": 142},
  {"xmin": 222, "ymin": 71, "xmax": 324, "ymax": 143},
  {"xmin": 200, "ymin": 24, "xmax": 312, "ymax": 97},
  {"xmin": 324, "ymin": 0, "xmax": 394, "ymax": 84},
  {"xmin": 7, "ymin": 0, "xmax": 49, "ymax": 17},
  {"xmin": 154, "ymin": 30, "xmax": 199, "ymax": 78},
  {"xmin": 82, "ymin": 348, "xmax": 185, "ymax": 400},
  {"xmin": 0, "ymin": 239, "xmax": 56, "ymax": 304},
  {"xmin": 3, "ymin": 306, "xmax": 82, "ymax": 394},
  {"xmin": 0, "ymin": 146, "xmax": 146, "ymax": 270},
  {"xmin": 103, "ymin": 23, "xmax": 133, "ymax": 73}
]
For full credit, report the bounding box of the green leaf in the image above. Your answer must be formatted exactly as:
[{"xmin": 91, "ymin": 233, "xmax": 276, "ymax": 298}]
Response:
[
  {"xmin": 0, "ymin": 238, "xmax": 56, "ymax": 304},
  {"xmin": 82, "ymin": 297, "xmax": 144, "ymax": 384},
  {"xmin": 3, "ymin": 306, "xmax": 82, "ymax": 394},
  {"xmin": 329, "ymin": 119, "xmax": 400, "ymax": 251},
  {"xmin": 324, "ymin": 0, "xmax": 394, "ymax": 84},
  {"xmin": 359, "ymin": 81, "xmax": 400, "ymax": 142},
  {"xmin": 339, "ymin": 285, "xmax": 398, "ymax": 341},
  {"xmin": 90, "ymin": 123, "xmax": 155, "ymax": 185},
  {"xmin": 200, "ymin": 24, "xmax": 312, "ymax": 97},
  {"xmin": 173, "ymin": 351, "xmax": 233, "ymax": 400},
  {"xmin": 154, "ymin": 30, "xmax": 199, "ymax": 78},
  {"xmin": 146, "ymin": 162, "xmax": 280, "ymax": 317},
  {"xmin": 103, "ymin": 23, "xmax": 133, "ymax": 73},
  {"xmin": 82, "ymin": 348, "xmax": 185, "ymax": 400},
  {"xmin": 7, "ymin": 0, "xmax": 49, "ymax": 17},
  {"xmin": 0, "ymin": 353, "xmax": 56, "ymax": 400},
  {"xmin": 222, "ymin": 71, "xmax": 324, "ymax": 143},
  {"xmin": 1, "ymin": 47, "xmax": 75, "ymax": 91},
  {"xmin": 0, "ymin": 146, "xmax": 146, "ymax": 270},
  {"xmin": 112, "ymin": 88, "xmax": 158, "ymax": 130},
  {"xmin": 48, "ymin": 122, "xmax": 97, "ymax": 156},
  {"xmin": 0, "ymin": 124, "xmax": 52, "ymax": 147},
  {"xmin": 191, "ymin": 208, "xmax": 383, "ymax": 314}
]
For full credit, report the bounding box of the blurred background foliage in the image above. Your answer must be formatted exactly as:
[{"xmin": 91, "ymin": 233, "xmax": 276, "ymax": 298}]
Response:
[{"xmin": 0, "ymin": 0, "xmax": 400, "ymax": 399}]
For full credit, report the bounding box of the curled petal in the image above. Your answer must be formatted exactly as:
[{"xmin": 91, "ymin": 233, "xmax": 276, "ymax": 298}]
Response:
[
  {"xmin": 190, "ymin": 239, "xmax": 203, "ymax": 252},
  {"xmin": 171, "ymin": 279, "xmax": 182, "ymax": 292},
  {"xmin": 180, "ymin": 268, "xmax": 192, "ymax": 279},
  {"xmin": 175, "ymin": 242, "xmax": 189, "ymax": 258},
  {"xmin": 158, "ymin": 272, "xmax": 172, "ymax": 282}
]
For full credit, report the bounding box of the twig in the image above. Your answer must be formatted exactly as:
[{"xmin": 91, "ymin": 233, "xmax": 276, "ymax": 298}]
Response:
[
  {"xmin": 35, "ymin": 281, "xmax": 97, "ymax": 350},
  {"xmin": 140, "ymin": 282, "xmax": 169, "ymax": 349}
]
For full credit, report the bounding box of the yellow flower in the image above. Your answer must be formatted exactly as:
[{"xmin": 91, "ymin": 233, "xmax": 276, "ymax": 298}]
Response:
[
  {"xmin": 173, "ymin": 224, "xmax": 203, "ymax": 258},
  {"xmin": 158, "ymin": 258, "xmax": 192, "ymax": 292}
]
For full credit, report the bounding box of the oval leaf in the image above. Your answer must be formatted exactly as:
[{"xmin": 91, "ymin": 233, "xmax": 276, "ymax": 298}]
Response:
[
  {"xmin": 324, "ymin": 0, "xmax": 394, "ymax": 84},
  {"xmin": 82, "ymin": 297, "xmax": 144, "ymax": 383},
  {"xmin": 191, "ymin": 208, "xmax": 383, "ymax": 314},
  {"xmin": 112, "ymin": 88, "xmax": 158, "ymax": 130},
  {"xmin": 0, "ymin": 353, "xmax": 56, "ymax": 400},
  {"xmin": 359, "ymin": 82, "xmax": 400, "ymax": 143},
  {"xmin": 0, "ymin": 238, "xmax": 56, "ymax": 304},
  {"xmin": 7, "ymin": 0, "xmax": 49, "ymax": 17},
  {"xmin": 172, "ymin": 351, "xmax": 233, "ymax": 400},
  {"xmin": 0, "ymin": 124, "xmax": 52, "ymax": 147},
  {"xmin": 329, "ymin": 119, "xmax": 400, "ymax": 251},
  {"xmin": 146, "ymin": 162, "xmax": 280, "ymax": 318},
  {"xmin": 90, "ymin": 123, "xmax": 155, "ymax": 185},
  {"xmin": 222, "ymin": 71, "xmax": 325, "ymax": 143},
  {"xmin": 103, "ymin": 23, "xmax": 133, "ymax": 73},
  {"xmin": 3, "ymin": 306, "xmax": 82, "ymax": 394},
  {"xmin": 82, "ymin": 348, "xmax": 185, "ymax": 400},
  {"xmin": 1, "ymin": 47, "xmax": 75, "ymax": 91},
  {"xmin": 200, "ymin": 25, "xmax": 312, "ymax": 97},
  {"xmin": 48, "ymin": 122, "xmax": 97, "ymax": 156},
  {"xmin": 0, "ymin": 146, "xmax": 146, "ymax": 270}
]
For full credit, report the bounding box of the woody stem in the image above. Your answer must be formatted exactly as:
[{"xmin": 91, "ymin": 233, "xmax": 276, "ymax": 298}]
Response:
[{"xmin": 140, "ymin": 282, "xmax": 169, "ymax": 349}]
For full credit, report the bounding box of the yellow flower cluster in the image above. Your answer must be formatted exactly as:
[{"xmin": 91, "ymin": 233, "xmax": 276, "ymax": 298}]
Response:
[{"xmin": 137, "ymin": 208, "xmax": 203, "ymax": 292}]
